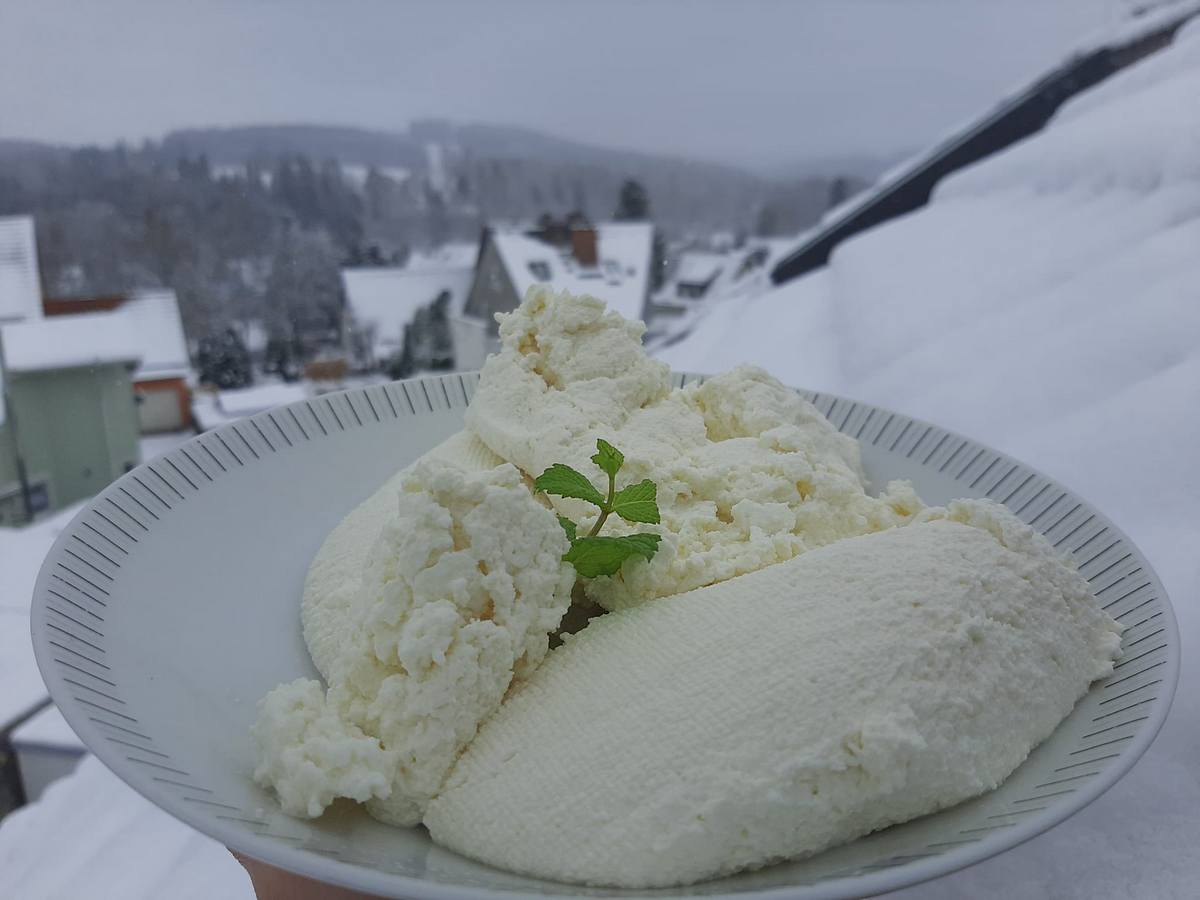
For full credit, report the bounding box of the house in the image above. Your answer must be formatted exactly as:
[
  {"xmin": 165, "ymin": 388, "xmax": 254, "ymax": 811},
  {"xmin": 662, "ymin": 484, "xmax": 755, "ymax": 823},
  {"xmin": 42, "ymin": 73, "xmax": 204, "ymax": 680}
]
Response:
[
  {"xmin": 771, "ymin": 3, "xmax": 1199, "ymax": 285},
  {"xmin": 42, "ymin": 289, "xmax": 193, "ymax": 433},
  {"xmin": 0, "ymin": 315, "xmax": 142, "ymax": 524},
  {"xmin": 341, "ymin": 248, "xmax": 476, "ymax": 372},
  {"xmin": 672, "ymin": 251, "xmax": 726, "ymax": 299},
  {"xmin": 453, "ymin": 219, "xmax": 654, "ymax": 371},
  {"xmin": 0, "ymin": 216, "xmax": 42, "ymax": 326}
]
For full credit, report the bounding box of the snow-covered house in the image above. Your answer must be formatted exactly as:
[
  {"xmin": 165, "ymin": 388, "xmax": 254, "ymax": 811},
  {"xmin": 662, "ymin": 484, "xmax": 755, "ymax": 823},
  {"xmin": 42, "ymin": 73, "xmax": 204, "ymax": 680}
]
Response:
[
  {"xmin": 453, "ymin": 220, "xmax": 654, "ymax": 370},
  {"xmin": 672, "ymin": 251, "xmax": 726, "ymax": 299},
  {"xmin": 41, "ymin": 289, "xmax": 193, "ymax": 433},
  {"xmin": 0, "ymin": 315, "xmax": 142, "ymax": 524},
  {"xmin": 341, "ymin": 249, "xmax": 476, "ymax": 372}
]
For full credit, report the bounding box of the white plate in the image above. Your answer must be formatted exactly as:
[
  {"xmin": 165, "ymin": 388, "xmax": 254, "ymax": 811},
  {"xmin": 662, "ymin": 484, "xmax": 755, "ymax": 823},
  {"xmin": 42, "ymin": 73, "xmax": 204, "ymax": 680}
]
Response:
[{"xmin": 31, "ymin": 373, "xmax": 1179, "ymax": 899}]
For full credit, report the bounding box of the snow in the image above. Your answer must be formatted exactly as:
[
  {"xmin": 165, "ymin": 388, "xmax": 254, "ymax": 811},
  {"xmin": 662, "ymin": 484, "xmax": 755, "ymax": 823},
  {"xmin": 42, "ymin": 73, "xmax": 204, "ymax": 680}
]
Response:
[
  {"xmin": 341, "ymin": 163, "xmax": 411, "ymax": 189},
  {"xmin": 662, "ymin": 21, "xmax": 1200, "ymax": 900},
  {"xmin": 10, "ymin": 703, "xmax": 81, "ymax": 751},
  {"xmin": 0, "ymin": 611, "xmax": 45, "ymax": 731},
  {"xmin": 0, "ymin": 288, "xmax": 188, "ymax": 380},
  {"xmin": 0, "ymin": 504, "xmax": 83, "ymax": 615},
  {"xmin": 0, "ymin": 215, "xmax": 42, "ymax": 325},
  {"xmin": 341, "ymin": 265, "xmax": 474, "ymax": 364},
  {"xmin": 118, "ymin": 289, "xmax": 191, "ymax": 380},
  {"xmin": 139, "ymin": 430, "xmax": 195, "ymax": 464},
  {"xmin": 404, "ymin": 242, "xmax": 478, "ymax": 272},
  {"xmin": 0, "ymin": 757, "xmax": 252, "ymax": 900},
  {"xmin": 673, "ymin": 250, "xmax": 726, "ymax": 286},
  {"xmin": 213, "ymin": 383, "xmax": 308, "ymax": 419},
  {"xmin": 0, "ymin": 314, "xmax": 141, "ymax": 373},
  {"xmin": 492, "ymin": 222, "xmax": 653, "ymax": 323},
  {"xmin": 798, "ymin": 1, "xmax": 1200, "ymax": 248}
]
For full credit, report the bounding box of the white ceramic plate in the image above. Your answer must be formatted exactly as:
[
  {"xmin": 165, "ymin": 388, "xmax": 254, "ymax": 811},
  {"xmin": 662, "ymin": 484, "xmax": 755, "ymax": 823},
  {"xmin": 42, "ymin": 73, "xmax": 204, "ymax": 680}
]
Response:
[{"xmin": 31, "ymin": 373, "xmax": 1178, "ymax": 899}]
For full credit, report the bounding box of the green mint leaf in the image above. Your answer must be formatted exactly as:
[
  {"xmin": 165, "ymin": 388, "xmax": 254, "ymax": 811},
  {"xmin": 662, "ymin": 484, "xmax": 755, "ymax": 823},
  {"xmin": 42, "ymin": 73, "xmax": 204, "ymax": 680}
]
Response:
[
  {"xmin": 563, "ymin": 533, "xmax": 662, "ymax": 578},
  {"xmin": 611, "ymin": 479, "xmax": 661, "ymax": 524},
  {"xmin": 591, "ymin": 438, "xmax": 624, "ymax": 479},
  {"xmin": 611, "ymin": 532, "xmax": 662, "ymax": 562},
  {"xmin": 534, "ymin": 463, "xmax": 605, "ymax": 508},
  {"xmin": 556, "ymin": 514, "xmax": 577, "ymax": 542}
]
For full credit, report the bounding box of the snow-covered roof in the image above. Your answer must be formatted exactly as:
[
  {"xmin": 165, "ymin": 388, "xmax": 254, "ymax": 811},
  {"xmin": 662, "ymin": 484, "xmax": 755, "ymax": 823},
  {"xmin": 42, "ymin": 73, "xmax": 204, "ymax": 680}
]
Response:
[
  {"xmin": 0, "ymin": 314, "xmax": 141, "ymax": 373},
  {"xmin": 674, "ymin": 251, "xmax": 725, "ymax": 286},
  {"xmin": 215, "ymin": 382, "xmax": 308, "ymax": 418},
  {"xmin": 342, "ymin": 265, "xmax": 474, "ymax": 361},
  {"xmin": 118, "ymin": 289, "xmax": 191, "ymax": 379},
  {"xmin": 405, "ymin": 242, "xmax": 478, "ymax": 272},
  {"xmin": 0, "ymin": 215, "xmax": 42, "ymax": 324},
  {"xmin": 491, "ymin": 222, "xmax": 653, "ymax": 322},
  {"xmin": 774, "ymin": 1, "xmax": 1200, "ymax": 280}
]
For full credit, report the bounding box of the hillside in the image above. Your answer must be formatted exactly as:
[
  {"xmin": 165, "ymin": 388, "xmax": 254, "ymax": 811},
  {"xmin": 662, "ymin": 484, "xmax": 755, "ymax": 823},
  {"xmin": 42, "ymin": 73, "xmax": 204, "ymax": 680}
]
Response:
[{"xmin": 153, "ymin": 120, "xmax": 856, "ymax": 236}]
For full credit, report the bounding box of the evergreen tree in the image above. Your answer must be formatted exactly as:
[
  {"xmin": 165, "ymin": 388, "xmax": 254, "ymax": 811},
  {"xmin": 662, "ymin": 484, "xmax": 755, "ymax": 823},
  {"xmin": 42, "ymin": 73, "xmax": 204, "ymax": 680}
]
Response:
[
  {"xmin": 197, "ymin": 328, "xmax": 252, "ymax": 389},
  {"xmin": 614, "ymin": 179, "xmax": 650, "ymax": 221}
]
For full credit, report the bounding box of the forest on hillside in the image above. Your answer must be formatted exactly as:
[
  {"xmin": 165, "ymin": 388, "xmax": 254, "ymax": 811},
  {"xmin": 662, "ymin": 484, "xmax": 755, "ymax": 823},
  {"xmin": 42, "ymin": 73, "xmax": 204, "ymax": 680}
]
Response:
[{"xmin": 0, "ymin": 126, "xmax": 865, "ymax": 351}]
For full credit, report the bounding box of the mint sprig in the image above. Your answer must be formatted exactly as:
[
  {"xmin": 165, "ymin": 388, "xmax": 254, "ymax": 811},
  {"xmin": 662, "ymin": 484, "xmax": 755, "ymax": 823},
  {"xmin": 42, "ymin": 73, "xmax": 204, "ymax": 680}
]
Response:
[{"xmin": 535, "ymin": 439, "xmax": 662, "ymax": 578}]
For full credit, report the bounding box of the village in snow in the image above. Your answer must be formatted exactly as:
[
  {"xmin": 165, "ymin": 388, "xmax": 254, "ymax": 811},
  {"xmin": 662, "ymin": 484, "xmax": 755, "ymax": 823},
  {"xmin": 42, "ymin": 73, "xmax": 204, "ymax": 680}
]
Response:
[{"xmin": 1, "ymin": 1, "xmax": 1199, "ymax": 898}]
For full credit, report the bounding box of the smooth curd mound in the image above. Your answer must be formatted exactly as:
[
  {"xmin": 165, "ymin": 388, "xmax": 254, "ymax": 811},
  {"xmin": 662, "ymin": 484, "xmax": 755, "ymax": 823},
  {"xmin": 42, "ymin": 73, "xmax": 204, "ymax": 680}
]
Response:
[{"xmin": 425, "ymin": 500, "xmax": 1122, "ymax": 887}]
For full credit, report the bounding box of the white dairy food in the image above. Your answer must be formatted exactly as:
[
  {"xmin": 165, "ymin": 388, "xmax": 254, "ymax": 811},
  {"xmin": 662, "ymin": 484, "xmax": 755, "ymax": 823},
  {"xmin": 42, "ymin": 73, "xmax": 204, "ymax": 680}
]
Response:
[
  {"xmin": 301, "ymin": 431, "xmax": 503, "ymax": 682},
  {"xmin": 425, "ymin": 500, "xmax": 1123, "ymax": 888},
  {"xmin": 465, "ymin": 287, "xmax": 922, "ymax": 610},
  {"xmin": 253, "ymin": 455, "xmax": 575, "ymax": 824}
]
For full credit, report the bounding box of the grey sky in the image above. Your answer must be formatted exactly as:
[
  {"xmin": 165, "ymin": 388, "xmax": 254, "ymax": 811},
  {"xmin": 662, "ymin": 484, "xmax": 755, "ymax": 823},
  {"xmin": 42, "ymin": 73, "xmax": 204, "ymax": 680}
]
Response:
[{"xmin": 1, "ymin": 0, "xmax": 1130, "ymax": 170}]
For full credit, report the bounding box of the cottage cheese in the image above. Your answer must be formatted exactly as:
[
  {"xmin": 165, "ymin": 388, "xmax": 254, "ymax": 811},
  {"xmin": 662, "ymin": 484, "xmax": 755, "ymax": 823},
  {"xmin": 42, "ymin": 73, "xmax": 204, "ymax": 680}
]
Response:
[
  {"xmin": 253, "ymin": 455, "xmax": 575, "ymax": 824},
  {"xmin": 465, "ymin": 287, "xmax": 922, "ymax": 610},
  {"xmin": 301, "ymin": 431, "xmax": 503, "ymax": 681},
  {"xmin": 425, "ymin": 500, "xmax": 1123, "ymax": 888}
]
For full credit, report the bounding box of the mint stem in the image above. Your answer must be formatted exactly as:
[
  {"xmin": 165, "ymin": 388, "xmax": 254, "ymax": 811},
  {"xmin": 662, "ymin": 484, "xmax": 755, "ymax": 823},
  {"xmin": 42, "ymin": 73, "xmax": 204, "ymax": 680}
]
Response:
[{"xmin": 586, "ymin": 468, "xmax": 617, "ymax": 537}]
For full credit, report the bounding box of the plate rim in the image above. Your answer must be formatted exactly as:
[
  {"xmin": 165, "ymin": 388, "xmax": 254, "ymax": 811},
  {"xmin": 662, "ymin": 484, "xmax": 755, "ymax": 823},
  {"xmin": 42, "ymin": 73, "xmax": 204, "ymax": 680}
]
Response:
[{"xmin": 29, "ymin": 372, "xmax": 1181, "ymax": 900}]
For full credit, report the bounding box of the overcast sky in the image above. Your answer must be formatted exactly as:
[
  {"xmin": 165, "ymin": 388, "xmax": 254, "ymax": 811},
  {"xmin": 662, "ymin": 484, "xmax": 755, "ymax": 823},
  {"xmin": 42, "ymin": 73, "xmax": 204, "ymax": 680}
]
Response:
[{"xmin": 2, "ymin": 0, "xmax": 1132, "ymax": 171}]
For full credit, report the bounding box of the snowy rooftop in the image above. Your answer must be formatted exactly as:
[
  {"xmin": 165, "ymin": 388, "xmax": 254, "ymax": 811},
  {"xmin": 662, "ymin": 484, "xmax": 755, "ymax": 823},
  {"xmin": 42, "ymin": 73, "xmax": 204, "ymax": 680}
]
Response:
[
  {"xmin": 674, "ymin": 250, "xmax": 726, "ymax": 286},
  {"xmin": 0, "ymin": 314, "xmax": 141, "ymax": 374},
  {"xmin": 215, "ymin": 383, "xmax": 309, "ymax": 419},
  {"xmin": 342, "ymin": 265, "xmax": 474, "ymax": 361},
  {"xmin": 0, "ymin": 215, "xmax": 42, "ymax": 325},
  {"xmin": 404, "ymin": 242, "xmax": 478, "ymax": 272},
  {"xmin": 118, "ymin": 289, "xmax": 191, "ymax": 379},
  {"xmin": 776, "ymin": 0, "xmax": 1200, "ymax": 278},
  {"xmin": 492, "ymin": 222, "xmax": 654, "ymax": 322}
]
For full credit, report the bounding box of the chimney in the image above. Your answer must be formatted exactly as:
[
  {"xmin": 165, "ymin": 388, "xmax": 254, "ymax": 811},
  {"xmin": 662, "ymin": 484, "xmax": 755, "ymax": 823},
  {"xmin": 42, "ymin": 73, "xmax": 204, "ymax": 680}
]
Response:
[{"xmin": 570, "ymin": 227, "xmax": 598, "ymax": 268}]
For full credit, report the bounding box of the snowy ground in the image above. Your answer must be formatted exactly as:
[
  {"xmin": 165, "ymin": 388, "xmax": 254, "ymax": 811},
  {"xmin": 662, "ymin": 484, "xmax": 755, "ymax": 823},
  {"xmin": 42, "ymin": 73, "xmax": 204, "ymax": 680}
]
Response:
[{"xmin": 3, "ymin": 15, "xmax": 1200, "ymax": 900}]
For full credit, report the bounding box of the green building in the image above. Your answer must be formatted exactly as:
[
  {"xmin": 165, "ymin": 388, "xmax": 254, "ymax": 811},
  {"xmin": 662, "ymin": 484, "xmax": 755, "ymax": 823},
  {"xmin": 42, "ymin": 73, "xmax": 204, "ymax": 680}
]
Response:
[{"xmin": 0, "ymin": 316, "xmax": 142, "ymax": 526}]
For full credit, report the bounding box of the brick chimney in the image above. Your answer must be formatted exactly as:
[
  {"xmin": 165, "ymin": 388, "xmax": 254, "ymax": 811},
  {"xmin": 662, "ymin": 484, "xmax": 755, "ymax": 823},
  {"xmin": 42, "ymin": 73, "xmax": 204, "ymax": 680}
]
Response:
[{"xmin": 570, "ymin": 227, "xmax": 598, "ymax": 268}]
